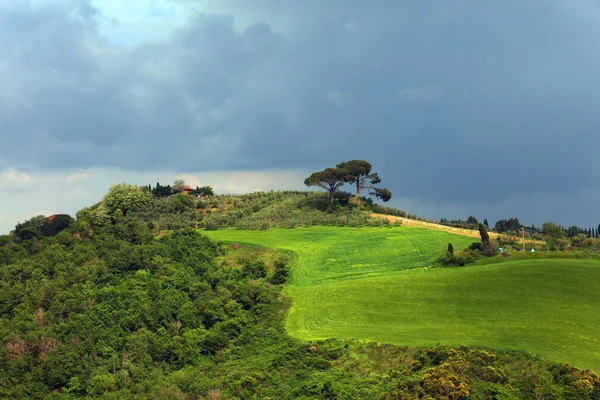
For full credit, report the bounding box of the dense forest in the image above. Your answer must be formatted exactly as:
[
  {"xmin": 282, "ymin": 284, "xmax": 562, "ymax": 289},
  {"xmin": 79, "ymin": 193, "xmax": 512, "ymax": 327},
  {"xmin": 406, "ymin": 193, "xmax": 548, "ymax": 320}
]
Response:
[{"xmin": 1, "ymin": 185, "xmax": 599, "ymax": 398}]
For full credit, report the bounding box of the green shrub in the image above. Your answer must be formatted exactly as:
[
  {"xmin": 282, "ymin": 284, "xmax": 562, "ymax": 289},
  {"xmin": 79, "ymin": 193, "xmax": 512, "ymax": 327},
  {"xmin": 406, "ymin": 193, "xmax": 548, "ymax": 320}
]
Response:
[
  {"xmin": 269, "ymin": 259, "xmax": 290, "ymax": 284},
  {"xmin": 243, "ymin": 259, "xmax": 267, "ymax": 279},
  {"xmin": 438, "ymin": 249, "xmax": 479, "ymax": 267}
]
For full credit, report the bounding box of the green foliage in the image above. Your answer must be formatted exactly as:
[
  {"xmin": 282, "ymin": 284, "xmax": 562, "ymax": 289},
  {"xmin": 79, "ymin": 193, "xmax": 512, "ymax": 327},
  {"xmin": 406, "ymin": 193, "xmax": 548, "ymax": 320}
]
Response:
[
  {"xmin": 571, "ymin": 233, "xmax": 589, "ymax": 248},
  {"xmin": 2, "ymin": 211, "xmax": 599, "ymax": 398},
  {"xmin": 495, "ymin": 217, "xmax": 521, "ymax": 233},
  {"xmin": 467, "ymin": 216, "xmax": 479, "ymax": 225},
  {"xmin": 439, "ymin": 216, "xmax": 480, "ymax": 230},
  {"xmin": 336, "ymin": 159, "xmax": 392, "ymax": 202},
  {"xmin": 373, "ymin": 187, "xmax": 392, "ymax": 202},
  {"xmin": 481, "ymin": 239, "xmax": 500, "ymax": 256},
  {"xmin": 42, "ymin": 214, "xmax": 74, "ymax": 237},
  {"xmin": 439, "ymin": 247, "xmax": 479, "ymax": 266},
  {"xmin": 0, "ymin": 223, "xmax": 293, "ymax": 398},
  {"xmin": 304, "ymin": 168, "xmax": 351, "ymax": 203},
  {"xmin": 269, "ymin": 259, "xmax": 290, "ymax": 284},
  {"xmin": 543, "ymin": 221, "xmax": 570, "ymax": 250},
  {"xmin": 168, "ymin": 193, "xmax": 196, "ymax": 213},
  {"xmin": 243, "ymin": 259, "xmax": 267, "ymax": 279},
  {"xmin": 152, "ymin": 182, "xmax": 173, "ymax": 197},
  {"xmin": 76, "ymin": 203, "xmax": 111, "ymax": 229},
  {"xmin": 11, "ymin": 214, "xmax": 75, "ymax": 243},
  {"xmin": 102, "ymin": 183, "xmax": 153, "ymax": 219},
  {"xmin": 0, "ymin": 234, "xmax": 10, "ymax": 247},
  {"xmin": 194, "ymin": 185, "xmax": 214, "ymax": 197},
  {"xmin": 172, "ymin": 179, "xmax": 185, "ymax": 191},
  {"xmin": 372, "ymin": 204, "xmax": 407, "ymax": 217},
  {"xmin": 12, "ymin": 215, "xmax": 46, "ymax": 241},
  {"xmin": 478, "ymin": 223, "xmax": 490, "ymax": 244}
]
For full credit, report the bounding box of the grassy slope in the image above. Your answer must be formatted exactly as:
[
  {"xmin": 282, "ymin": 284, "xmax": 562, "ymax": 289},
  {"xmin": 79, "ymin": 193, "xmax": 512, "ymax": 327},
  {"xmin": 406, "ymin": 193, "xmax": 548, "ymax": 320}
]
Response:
[{"xmin": 203, "ymin": 226, "xmax": 600, "ymax": 372}]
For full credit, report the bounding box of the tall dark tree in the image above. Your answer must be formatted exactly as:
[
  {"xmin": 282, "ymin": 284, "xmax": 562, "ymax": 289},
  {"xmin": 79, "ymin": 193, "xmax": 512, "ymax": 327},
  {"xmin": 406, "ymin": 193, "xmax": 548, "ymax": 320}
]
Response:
[
  {"xmin": 152, "ymin": 182, "xmax": 173, "ymax": 198},
  {"xmin": 478, "ymin": 223, "xmax": 490, "ymax": 244},
  {"xmin": 304, "ymin": 168, "xmax": 350, "ymax": 204},
  {"xmin": 483, "ymin": 218, "xmax": 489, "ymax": 228},
  {"xmin": 336, "ymin": 160, "xmax": 392, "ymax": 202}
]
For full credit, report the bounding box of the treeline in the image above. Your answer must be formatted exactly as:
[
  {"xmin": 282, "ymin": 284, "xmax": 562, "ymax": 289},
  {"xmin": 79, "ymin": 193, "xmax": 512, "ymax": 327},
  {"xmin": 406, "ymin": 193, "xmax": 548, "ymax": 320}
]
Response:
[
  {"xmin": 439, "ymin": 216, "xmax": 482, "ymax": 230},
  {"xmin": 145, "ymin": 181, "xmax": 214, "ymax": 198},
  {"xmin": 439, "ymin": 216, "xmax": 527, "ymax": 234},
  {"xmin": 440, "ymin": 215, "xmax": 600, "ymax": 241},
  {"xmin": 562, "ymin": 225, "xmax": 600, "ymax": 239}
]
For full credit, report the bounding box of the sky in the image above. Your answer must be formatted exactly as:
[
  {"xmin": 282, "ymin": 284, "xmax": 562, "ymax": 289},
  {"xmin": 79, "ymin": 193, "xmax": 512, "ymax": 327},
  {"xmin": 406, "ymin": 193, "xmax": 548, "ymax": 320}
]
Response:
[{"xmin": 1, "ymin": 0, "xmax": 600, "ymax": 233}]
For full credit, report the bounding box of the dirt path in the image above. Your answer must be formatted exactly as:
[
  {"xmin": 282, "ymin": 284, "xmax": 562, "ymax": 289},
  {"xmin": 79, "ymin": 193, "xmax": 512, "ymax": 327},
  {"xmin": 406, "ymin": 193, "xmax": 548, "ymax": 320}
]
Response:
[{"xmin": 371, "ymin": 213, "xmax": 545, "ymax": 244}]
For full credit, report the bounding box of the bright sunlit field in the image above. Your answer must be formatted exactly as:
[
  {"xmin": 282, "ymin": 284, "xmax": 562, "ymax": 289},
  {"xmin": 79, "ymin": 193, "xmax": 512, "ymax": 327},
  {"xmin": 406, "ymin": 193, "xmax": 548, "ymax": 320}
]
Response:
[{"xmin": 203, "ymin": 226, "xmax": 600, "ymax": 371}]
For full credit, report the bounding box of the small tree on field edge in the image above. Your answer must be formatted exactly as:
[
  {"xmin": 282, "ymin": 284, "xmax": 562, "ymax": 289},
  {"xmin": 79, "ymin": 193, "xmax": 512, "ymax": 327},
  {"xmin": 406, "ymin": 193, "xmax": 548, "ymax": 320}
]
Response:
[{"xmin": 478, "ymin": 223, "xmax": 490, "ymax": 245}]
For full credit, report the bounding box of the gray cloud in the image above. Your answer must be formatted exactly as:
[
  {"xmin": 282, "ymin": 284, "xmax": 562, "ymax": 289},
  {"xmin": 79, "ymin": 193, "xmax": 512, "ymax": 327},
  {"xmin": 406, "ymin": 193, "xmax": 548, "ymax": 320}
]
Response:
[
  {"xmin": 1, "ymin": 0, "xmax": 600, "ymax": 221},
  {"xmin": 397, "ymin": 87, "xmax": 445, "ymax": 102}
]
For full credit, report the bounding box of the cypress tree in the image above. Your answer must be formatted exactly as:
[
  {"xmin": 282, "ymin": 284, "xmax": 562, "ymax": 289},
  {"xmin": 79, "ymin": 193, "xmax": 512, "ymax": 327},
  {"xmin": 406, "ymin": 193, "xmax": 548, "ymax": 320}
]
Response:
[{"xmin": 478, "ymin": 223, "xmax": 490, "ymax": 244}]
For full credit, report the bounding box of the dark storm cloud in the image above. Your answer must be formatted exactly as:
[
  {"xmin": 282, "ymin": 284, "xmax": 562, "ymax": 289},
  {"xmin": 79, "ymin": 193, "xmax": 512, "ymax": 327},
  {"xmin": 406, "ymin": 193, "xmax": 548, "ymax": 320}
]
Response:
[{"xmin": 1, "ymin": 0, "xmax": 600, "ymax": 204}]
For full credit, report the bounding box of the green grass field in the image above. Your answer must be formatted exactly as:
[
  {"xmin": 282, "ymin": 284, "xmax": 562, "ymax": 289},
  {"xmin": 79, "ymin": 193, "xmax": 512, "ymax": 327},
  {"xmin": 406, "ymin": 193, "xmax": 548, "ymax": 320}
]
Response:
[{"xmin": 203, "ymin": 226, "xmax": 600, "ymax": 372}]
